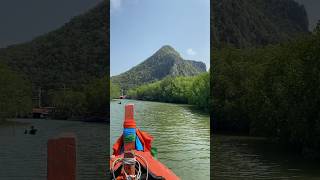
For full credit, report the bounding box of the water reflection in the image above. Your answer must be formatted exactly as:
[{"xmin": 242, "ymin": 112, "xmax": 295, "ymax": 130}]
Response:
[{"xmin": 212, "ymin": 135, "xmax": 320, "ymax": 180}]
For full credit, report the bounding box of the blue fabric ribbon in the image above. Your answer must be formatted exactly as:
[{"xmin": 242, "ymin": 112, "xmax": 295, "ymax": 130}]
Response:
[{"xmin": 122, "ymin": 128, "xmax": 144, "ymax": 151}]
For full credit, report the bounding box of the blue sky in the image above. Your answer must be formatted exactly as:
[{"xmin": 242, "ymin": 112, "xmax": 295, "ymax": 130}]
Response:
[{"xmin": 111, "ymin": 0, "xmax": 210, "ymax": 76}]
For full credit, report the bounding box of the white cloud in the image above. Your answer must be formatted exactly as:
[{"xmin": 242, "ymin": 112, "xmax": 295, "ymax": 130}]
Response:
[
  {"xmin": 111, "ymin": 0, "xmax": 122, "ymax": 12},
  {"xmin": 111, "ymin": 0, "xmax": 140, "ymax": 13},
  {"xmin": 186, "ymin": 48, "xmax": 197, "ymax": 56}
]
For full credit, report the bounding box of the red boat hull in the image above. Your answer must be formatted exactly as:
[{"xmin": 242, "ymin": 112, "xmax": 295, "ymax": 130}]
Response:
[{"xmin": 110, "ymin": 150, "xmax": 179, "ymax": 180}]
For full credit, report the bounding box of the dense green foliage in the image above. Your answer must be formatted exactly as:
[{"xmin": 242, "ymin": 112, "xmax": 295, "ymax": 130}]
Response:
[
  {"xmin": 84, "ymin": 76, "xmax": 108, "ymax": 117},
  {"xmin": 128, "ymin": 73, "xmax": 210, "ymax": 111},
  {"xmin": 51, "ymin": 90, "xmax": 87, "ymax": 119},
  {"xmin": 0, "ymin": 1, "xmax": 108, "ymax": 120},
  {"xmin": 189, "ymin": 73, "xmax": 210, "ymax": 110},
  {"xmin": 111, "ymin": 45, "xmax": 206, "ymax": 90},
  {"xmin": 0, "ymin": 64, "xmax": 32, "ymax": 122},
  {"xmin": 110, "ymin": 82, "xmax": 120, "ymax": 99},
  {"xmin": 50, "ymin": 76, "xmax": 108, "ymax": 120},
  {"xmin": 212, "ymin": 31, "xmax": 320, "ymax": 157},
  {"xmin": 211, "ymin": 0, "xmax": 309, "ymax": 48}
]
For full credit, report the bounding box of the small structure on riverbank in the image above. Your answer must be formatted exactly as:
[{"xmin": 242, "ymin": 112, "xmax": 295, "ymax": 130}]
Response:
[{"xmin": 32, "ymin": 107, "xmax": 55, "ymax": 119}]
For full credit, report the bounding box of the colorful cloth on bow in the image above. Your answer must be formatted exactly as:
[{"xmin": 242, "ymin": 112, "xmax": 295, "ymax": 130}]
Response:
[{"xmin": 112, "ymin": 128, "xmax": 153, "ymax": 156}]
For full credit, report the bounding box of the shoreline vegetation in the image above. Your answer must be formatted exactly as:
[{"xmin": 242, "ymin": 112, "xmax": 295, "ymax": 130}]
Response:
[
  {"xmin": 212, "ymin": 25, "xmax": 320, "ymax": 159},
  {"xmin": 0, "ymin": 63, "xmax": 32, "ymax": 123},
  {"xmin": 111, "ymin": 72, "xmax": 210, "ymax": 112},
  {"xmin": 49, "ymin": 76, "xmax": 108, "ymax": 120},
  {"xmin": 0, "ymin": 65, "xmax": 108, "ymax": 122}
]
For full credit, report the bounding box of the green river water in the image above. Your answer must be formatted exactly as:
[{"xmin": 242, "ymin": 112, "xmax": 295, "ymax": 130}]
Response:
[
  {"xmin": 110, "ymin": 100, "xmax": 210, "ymax": 180},
  {"xmin": 213, "ymin": 135, "xmax": 320, "ymax": 179},
  {"xmin": 0, "ymin": 119, "xmax": 107, "ymax": 180},
  {"xmin": 2, "ymin": 100, "xmax": 318, "ymax": 179}
]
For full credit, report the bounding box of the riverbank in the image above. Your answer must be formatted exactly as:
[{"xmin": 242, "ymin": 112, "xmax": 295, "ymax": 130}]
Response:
[
  {"xmin": 15, "ymin": 115, "xmax": 108, "ymax": 123},
  {"xmin": 0, "ymin": 119, "xmax": 29, "ymax": 126},
  {"xmin": 112, "ymin": 73, "xmax": 210, "ymax": 111},
  {"xmin": 116, "ymin": 98, "xmax": 210, "ymax": 114}
]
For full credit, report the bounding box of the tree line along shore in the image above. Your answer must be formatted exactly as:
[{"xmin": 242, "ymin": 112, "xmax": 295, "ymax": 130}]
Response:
[
  {"xmin": 110, "ymin": 72, "xmax": 210, "ymax": 112},
  {"xmin": 212, "ymin": 27, "xmax": 320, "ymax": 159}
]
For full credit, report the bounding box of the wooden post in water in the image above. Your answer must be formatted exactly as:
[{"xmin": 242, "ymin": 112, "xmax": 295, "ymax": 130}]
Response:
[{"xmin": 47, "ymin": 133, "xmax": 76, "ymax": 180}]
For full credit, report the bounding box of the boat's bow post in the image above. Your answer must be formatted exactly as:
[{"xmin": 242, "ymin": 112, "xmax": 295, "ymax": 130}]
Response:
[{"xmin": 123, "ymin": 104, "xmax": 137, "ymax": 179}]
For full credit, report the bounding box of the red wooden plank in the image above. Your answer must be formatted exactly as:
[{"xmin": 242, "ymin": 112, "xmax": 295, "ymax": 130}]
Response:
[{"xmin": 47, "ymin": 135, "xmax": 76, "ymax": 180}]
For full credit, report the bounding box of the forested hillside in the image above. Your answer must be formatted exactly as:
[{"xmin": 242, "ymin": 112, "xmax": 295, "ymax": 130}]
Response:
[
  {"xmin": 211, "ymin": 0, "xmax": 309, "ymax": 48},
  {"xmin": 0, "ymin": 0, "xmax": 108, "ymax": 120},
  {"xmin": 0, "ymin": 1, "xmax": 107, "ymax": 92},
  {"xmin": 111, "ymin": 45, "xmax": 206, "ymax": 90}
]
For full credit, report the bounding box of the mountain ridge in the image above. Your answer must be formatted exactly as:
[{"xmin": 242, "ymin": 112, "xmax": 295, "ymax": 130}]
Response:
[
  {"xmin": 111, "ymin": 45, "xmax": 206, "ymax": 90},
  {"xmin": 0, "ymin": 0, "xmax": 108, "ymax": 106}
]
